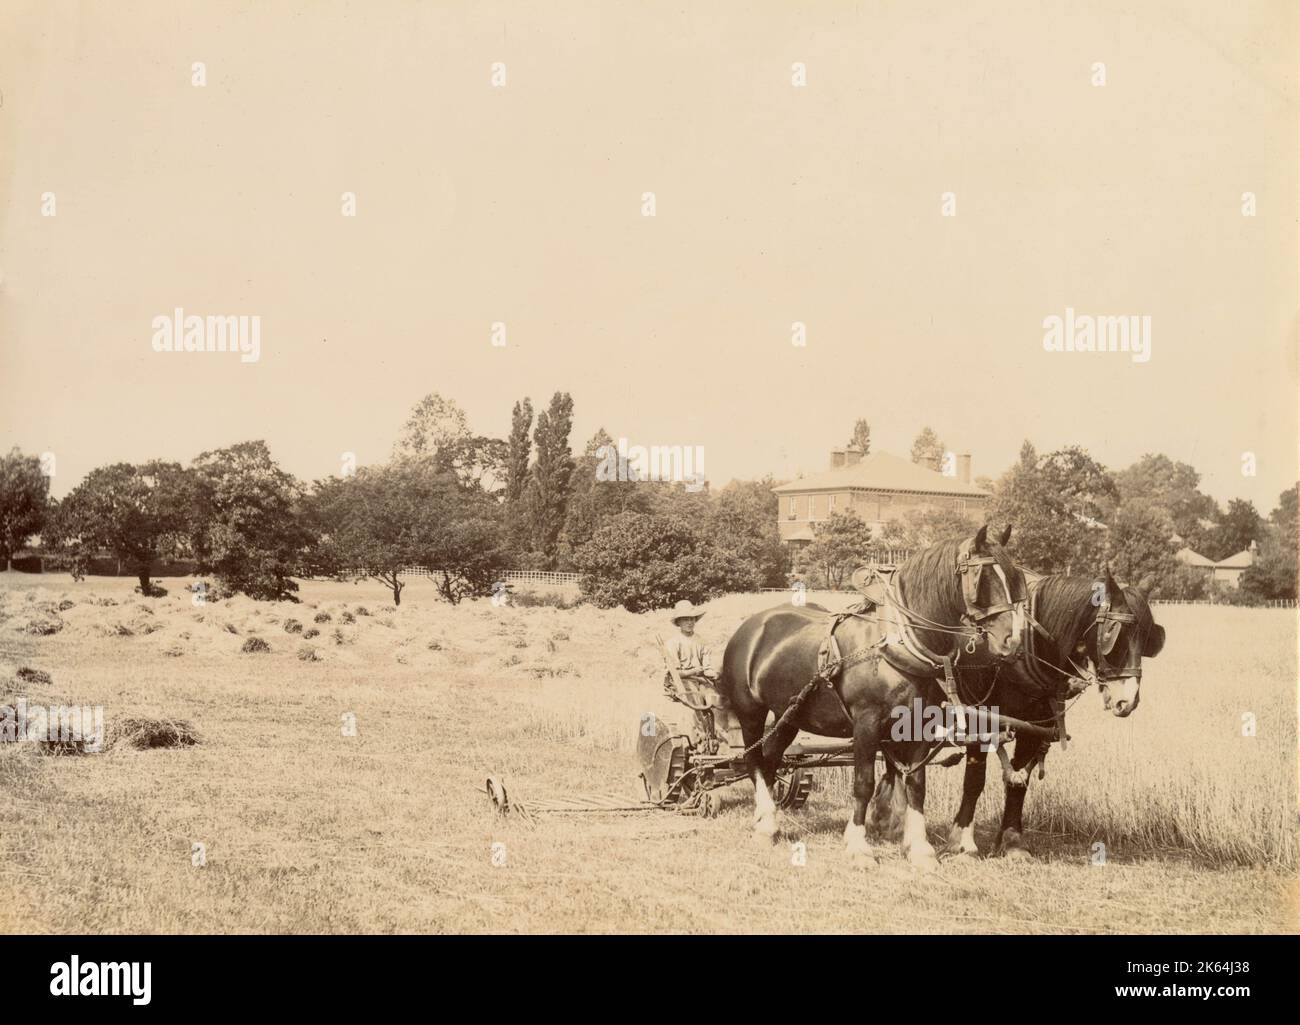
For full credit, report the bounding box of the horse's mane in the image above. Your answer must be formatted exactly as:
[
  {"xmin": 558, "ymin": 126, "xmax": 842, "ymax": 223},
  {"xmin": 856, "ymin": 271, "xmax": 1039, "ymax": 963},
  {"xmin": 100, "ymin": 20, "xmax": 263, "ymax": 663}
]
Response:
[
  {"xmin": 1032, "ymin": 575, "xmax": 1156, "ymax": 667},
  {"xmin": 895, "ymin": 536, "xmax": 1017, "ymax": 653},
  {"xmin": 1033, "ymin": 576, "xmax": 1098, "ymax": 666}
]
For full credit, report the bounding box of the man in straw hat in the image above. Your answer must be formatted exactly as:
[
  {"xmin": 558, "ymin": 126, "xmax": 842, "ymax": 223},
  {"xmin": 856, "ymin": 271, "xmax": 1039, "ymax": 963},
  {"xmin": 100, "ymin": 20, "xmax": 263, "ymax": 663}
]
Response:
[{"xmin": 665, "ymin": 599, "xmax": 718, "ymax": 689}]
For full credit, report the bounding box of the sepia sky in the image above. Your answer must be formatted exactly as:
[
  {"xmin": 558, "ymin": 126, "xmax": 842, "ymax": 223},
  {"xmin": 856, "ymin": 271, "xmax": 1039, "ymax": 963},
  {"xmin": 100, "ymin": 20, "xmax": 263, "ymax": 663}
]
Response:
[{"xmin": 1, "ymin": 0, "xmax": 1296, "ymax": 511}]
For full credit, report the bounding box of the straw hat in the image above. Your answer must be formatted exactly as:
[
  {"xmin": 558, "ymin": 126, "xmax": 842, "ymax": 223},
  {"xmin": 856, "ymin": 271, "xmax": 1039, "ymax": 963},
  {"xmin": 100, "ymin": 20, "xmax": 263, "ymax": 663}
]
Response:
[{"xmin": 669, "ymin": 599, "xmax": 706, "ymax": 623}]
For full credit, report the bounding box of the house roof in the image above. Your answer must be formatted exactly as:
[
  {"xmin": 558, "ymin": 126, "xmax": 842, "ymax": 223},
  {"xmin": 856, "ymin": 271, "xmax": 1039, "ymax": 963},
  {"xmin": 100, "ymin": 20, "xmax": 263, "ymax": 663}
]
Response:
[
  {"xmin": 772, "ymin": 451, "xmax": 988, "ymax": 497},
  {"xmin": 1175, "ymin": 546, "xmax": 1216, "ymax": 568},
  {"xmin": 1215, "ymin": 548, "xmax": 1255, "ymax": 569}
]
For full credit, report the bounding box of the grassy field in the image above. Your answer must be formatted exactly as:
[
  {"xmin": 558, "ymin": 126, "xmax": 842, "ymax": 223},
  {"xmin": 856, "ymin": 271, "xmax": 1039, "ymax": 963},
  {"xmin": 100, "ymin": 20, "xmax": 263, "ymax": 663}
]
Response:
[{"xmin": 0, "ymin": 572, "xmax": 1296, "ymax": 934}]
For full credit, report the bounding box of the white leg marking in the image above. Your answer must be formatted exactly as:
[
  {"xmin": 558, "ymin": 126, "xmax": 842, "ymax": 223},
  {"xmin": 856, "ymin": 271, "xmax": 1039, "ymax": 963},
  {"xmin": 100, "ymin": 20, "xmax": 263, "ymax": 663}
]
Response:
[
  {"xmin": 902, "ymin": 806, "xmax": 939, "ymax": 871},
  {"xmin": 843, "ymin": 820, "xmax": 877, "ymax": 866}
]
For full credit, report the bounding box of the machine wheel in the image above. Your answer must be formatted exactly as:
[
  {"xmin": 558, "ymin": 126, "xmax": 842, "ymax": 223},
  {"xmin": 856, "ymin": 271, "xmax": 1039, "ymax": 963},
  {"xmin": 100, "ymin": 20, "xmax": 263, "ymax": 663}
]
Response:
[
  {"xmin": 637, "ymin": 717, "xmax": 692, "ymax": 804},
  {"xmin": 773, "ymin": 768, "xmax": 813, "ymax": 810},
  {"xmin": 699, "ymin": 790, "xmax": 722, "ymax": 818}
]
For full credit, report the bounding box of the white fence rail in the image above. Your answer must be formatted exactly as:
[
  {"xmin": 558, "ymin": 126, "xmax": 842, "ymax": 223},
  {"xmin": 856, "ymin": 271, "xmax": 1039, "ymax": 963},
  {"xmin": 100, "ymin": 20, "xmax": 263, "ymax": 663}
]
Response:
[{"xmin": 1150, "ymin": 598, "xmax": 1296, "ymax": 608}]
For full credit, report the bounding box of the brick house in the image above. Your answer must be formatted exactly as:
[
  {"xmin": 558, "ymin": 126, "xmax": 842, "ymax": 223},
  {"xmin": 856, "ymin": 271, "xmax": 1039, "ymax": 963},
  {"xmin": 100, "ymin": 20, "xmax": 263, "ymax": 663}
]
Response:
[{"xmin": 772, "ymin": 446, "xmax": 990, "ymax": 545}]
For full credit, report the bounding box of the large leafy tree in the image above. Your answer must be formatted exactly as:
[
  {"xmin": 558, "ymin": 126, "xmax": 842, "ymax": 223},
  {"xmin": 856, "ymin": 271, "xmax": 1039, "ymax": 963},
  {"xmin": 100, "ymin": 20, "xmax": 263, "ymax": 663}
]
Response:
[
  {"xmin": 1103, "ymin": 499, "xmax": 1180, "ymax": 596},
  {"xmin": 1239, "ymin": 484, "xmax": 1298, "ymax": 601},
  {"xmin": 311, "ymin": 460, "xmax": 506, "ymax": 605},
  {"xmin": 710, "ymin": 477, "xmax": 790, "ymax": 588},
  {"xmin": 392, "ymin": 392, "xmax": 470, "ymax": 462},
  {"xmin": 432, "ymin": 435, "xmax": 508, "ymax": 494},
  {"xmin": 190, "ymin": 441, "xmax": 313, "ymax": 601},
  {"xmin": 1202, "ymin": 498, "xmax": 1262, "ymax": 562},
  {"xmin": 525, "ymin": 391, "xmax": 575, "ymax": 567},
  {"xmin": 793, "ymin": 509, "xmax": 875, "ymax": 590},
  {"xmin": 560, "ymin": 428, "xmax": 653, "ymax": 562},
  {"xmin": 52, "ymin": 461, "xmax": 192, "ymax": 594},
  {"xmin": 0, "ymin": 448, "xmax": 51, "ymax": 570},
  {"xmin": 1113, "ymin": 453, "xmax": 1217, "ymax": 546},
  {"xmin": 991, "ymin": 442, "xmax": 1114, "ymax": 574}
]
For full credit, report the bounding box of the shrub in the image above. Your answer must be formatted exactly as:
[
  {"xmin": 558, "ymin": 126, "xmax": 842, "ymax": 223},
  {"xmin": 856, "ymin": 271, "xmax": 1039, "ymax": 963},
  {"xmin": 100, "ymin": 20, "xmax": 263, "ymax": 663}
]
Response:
[
  {"xmin": 340, "ymin": 610, "xmax": 356, "ymax": 624},
  {"xmin": 24, "ymin": 616, "xmax": 63, "ymax": 635},
  {"xmin": 303, "ymin": 627, "xmax": 320, "ymax": 639},
  {"xmin": 572, "ymin": 512, "xmax": 762, "ymax": 612},
  {"xmin": 16, "ymin": 667, "xmax": 52, "ymax": 685},
  {"xmin": 283, "ymin": 618, "xmax": 304, "ymax": 635},
  {"xmin": 297, "ymin": 645, "xmax": 320, "ymax": 662},
  {"xmin": 313, "ymin": 611, "xmax": 331, "ymax": 623},
  {"xmin": 240, "ymin": 636, "xmax": 270, "ymax": 654},
  {"xmin": 134, "ymin": 580, "xmax": 168, "ymax": 598}
]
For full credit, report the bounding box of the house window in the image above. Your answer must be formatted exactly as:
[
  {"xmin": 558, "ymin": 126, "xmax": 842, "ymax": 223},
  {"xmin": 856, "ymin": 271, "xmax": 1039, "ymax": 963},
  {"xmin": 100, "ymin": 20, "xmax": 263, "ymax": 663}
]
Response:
[
  {"xmin": 787, "ymin": 497, "xmax": 797, "ymax": 520},
  {"xmin": 828, "ymin": 494, "xmax": 836, "ymax": 512},
  {"xmin": 807, "ymin": 496, "xmax": 815, "ymax": 521},
  {"xmin": 956, "ymin": 500, "xmax": 966, "ymax": 514}
]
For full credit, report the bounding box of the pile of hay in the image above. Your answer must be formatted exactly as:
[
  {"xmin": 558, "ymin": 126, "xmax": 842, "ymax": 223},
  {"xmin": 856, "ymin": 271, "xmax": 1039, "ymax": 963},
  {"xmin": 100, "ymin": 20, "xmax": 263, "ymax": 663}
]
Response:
[{"xmin": 110, "ymin": 716, "xmax": 200, "ymax": 750}]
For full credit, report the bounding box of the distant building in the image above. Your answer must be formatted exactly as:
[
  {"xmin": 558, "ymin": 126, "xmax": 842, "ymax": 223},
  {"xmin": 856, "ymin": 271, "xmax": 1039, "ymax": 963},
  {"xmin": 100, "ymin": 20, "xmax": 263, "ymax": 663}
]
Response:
[
  {"xmin": 1175, "ymin": 541, "xmax": 1257, "ymax": 589},
  {"xmin": 1212, "ymin": 542, "xmax": 1258, "ymax": 588},
  {"xmin": 1175, "ymin": 546, "xmax": 1216, "ymax": 575},
  {"xmin": 772, "ymin": 447, "xmax": 990, "ymax": 545}
]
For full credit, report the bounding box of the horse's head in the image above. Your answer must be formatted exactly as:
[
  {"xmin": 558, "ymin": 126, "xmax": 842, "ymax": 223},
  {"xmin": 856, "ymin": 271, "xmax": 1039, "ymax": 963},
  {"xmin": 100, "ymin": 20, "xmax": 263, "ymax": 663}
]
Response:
[
  {"xmin": 955, "ymin": 523, "xmax": 1026, "ymax": 660},
  {"xmin": 1090, "ymin": 568, "xmax": 1165, "ymax": 717}
]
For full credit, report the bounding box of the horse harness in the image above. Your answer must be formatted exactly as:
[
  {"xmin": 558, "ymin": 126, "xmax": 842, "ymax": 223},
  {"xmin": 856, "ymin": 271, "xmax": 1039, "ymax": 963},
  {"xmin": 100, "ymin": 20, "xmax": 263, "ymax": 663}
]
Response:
[{"xmin": 808, "ymin": 550, "xmax": 1021, "ymax": 758}]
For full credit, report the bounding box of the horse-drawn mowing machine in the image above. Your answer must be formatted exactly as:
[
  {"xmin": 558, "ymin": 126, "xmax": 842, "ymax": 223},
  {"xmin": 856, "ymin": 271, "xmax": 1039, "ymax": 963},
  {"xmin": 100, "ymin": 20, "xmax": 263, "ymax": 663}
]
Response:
[{"xmin": 484, "ymin": 617, "xmax": 1063, "ymax": 822}]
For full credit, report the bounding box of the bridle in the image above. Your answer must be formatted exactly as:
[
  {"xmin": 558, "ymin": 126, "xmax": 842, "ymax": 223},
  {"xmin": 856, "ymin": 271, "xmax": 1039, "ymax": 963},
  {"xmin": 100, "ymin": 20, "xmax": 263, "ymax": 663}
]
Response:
[
  {"xmin": 957, "ymin": 550, "xmax": 1017, "ymax": 626},
  {"xmin": 1019, "ymin": 587, "xmax": 1141, "ymax": 695},
  {"xmin": 1086, "ymin": 597, "xmax": 1141, "ymax": 683},
  {"xmin": 884, "ymin": 546, "xmax": 1022, "ymax": 657}
]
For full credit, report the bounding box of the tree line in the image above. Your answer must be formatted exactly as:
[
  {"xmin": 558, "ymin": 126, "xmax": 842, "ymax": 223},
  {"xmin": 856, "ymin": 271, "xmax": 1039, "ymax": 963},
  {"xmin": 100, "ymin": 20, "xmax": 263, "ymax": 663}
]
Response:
[
  {"xmin": 0, "ymin": 390, "xmax": 787, "ymax": 610},
  {"xmin": 1, "ymin": 408, "xmax": 1294, "ymax": 608}
]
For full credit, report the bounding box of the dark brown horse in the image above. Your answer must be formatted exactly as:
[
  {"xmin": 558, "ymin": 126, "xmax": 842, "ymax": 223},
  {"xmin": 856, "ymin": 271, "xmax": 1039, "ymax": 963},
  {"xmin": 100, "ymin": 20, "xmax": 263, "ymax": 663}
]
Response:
[
  {"xmin": 873, "ymin": 566, "xmax": 1165, "ymax": 859},
  {"xmin": 718, "ymin": 526, "xmax": 1025, "ymax": 870}
]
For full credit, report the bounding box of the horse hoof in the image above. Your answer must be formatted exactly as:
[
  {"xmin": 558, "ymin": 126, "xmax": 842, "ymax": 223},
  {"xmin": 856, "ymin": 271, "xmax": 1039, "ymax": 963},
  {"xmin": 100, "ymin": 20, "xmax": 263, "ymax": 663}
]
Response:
[
  {"xmin": 850, "ymin": 850, "xmax": 879, "ymax": 870},
  {"xmin": 944, "ymin": 825, "xmax": 979, "ymax": 859},
  {"xmin": 752, "ymin": 816, "xmax": 778, "ymax": 843},
  {"xmin": 998, "ymin": 830, "xmax": 1033, "ymax": 861}
]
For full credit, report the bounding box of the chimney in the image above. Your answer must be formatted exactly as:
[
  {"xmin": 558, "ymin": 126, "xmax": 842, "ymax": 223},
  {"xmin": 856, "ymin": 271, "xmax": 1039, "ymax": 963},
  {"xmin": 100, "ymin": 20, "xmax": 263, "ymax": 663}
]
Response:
[
  {"xmin": 957, "ymin": 453, "xmax": 971, "ymax": 484},
  {"xmin": 830, "ymin": 448, "xmax": 846, "ymax": 469},
  {"xmin": 844, "ymin": 444, "xmax": 864, "ymax": 467}
]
